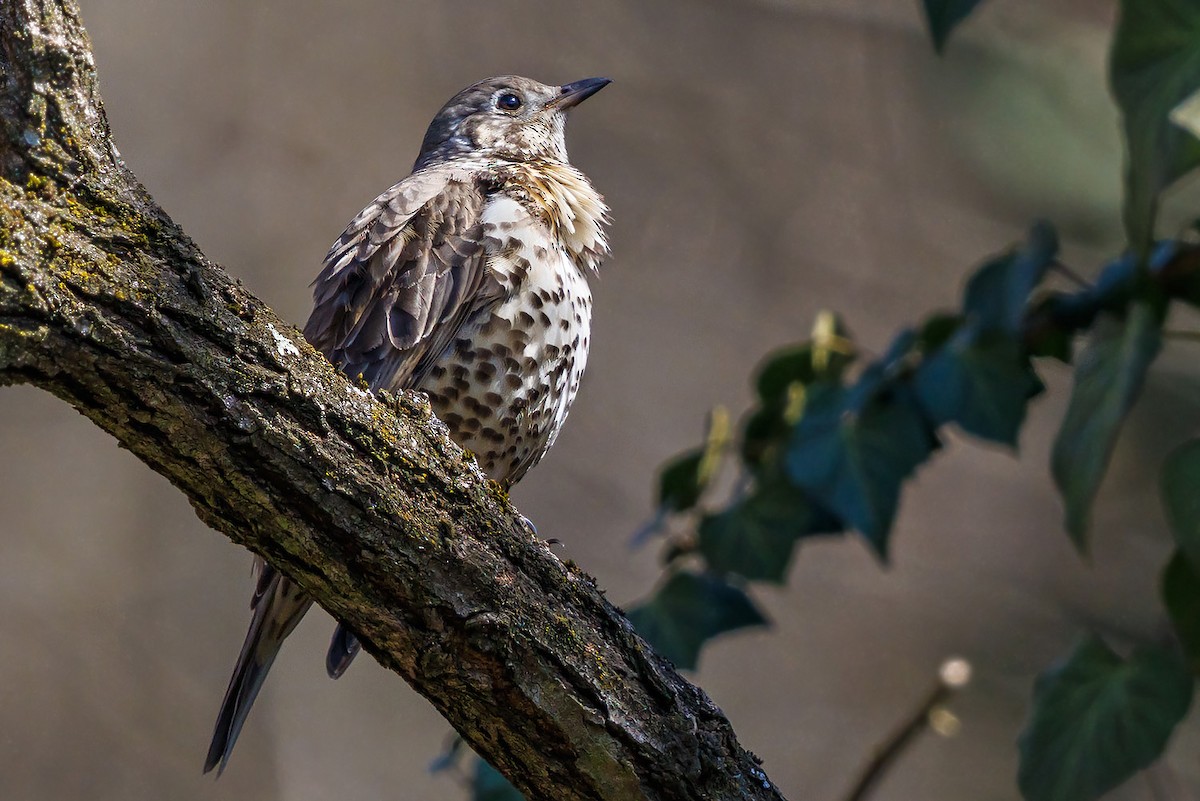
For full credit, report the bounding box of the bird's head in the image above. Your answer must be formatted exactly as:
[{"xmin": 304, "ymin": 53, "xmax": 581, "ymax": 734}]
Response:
[{"xmin": 414, "ymin": 75, "xmax": 610, "ymax": 169}]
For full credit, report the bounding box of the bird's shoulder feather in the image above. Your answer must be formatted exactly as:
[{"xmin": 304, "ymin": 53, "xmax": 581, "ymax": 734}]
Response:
[{"xmin": 304, "ymin": 164, "xmax": 504, "ymax": 392}]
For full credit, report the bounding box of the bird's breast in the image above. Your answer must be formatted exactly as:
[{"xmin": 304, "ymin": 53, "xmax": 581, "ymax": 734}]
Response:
[
  {"xmin": 419, "ymin": 196, "xmax": 593, "ymax": 486},
  {"xmin": 494, "ymin": 161, "xmax": 610, "ymax": 272}
]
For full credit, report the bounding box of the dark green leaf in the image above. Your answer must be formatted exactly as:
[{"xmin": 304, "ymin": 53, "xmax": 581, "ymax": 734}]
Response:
[
  {"xmin": 921, "ymin": 0, "xmax": 988, "ymax": 53},
  {"xmin": 1110, "ymin": 0, "xmax": 1200, "ymax": 252},
  {"xmin": 651, "ymin": 408, "xmax": 730, "ymax": 518},
  {"xmin": 1051, "ymin": 301, "xmax": 1163, "ymax": 550},
  {"xmin": 1018, "ymin": 635, "xmax": 1193, "ymax": 801},
  {"xmin": 657, "ymin": 449, "xmax": 706, "ymax": 514},
  {"xmin": 473, "ymin": 760, "xmax": 525, "ymax": 801},
  {"xmin": 626, "ymin": 571, "xmax": 767, "ymax": 670},
  {"xmin": 744, "ymin": 322, "xmax": 858, "ymax": 469},
  {"xmin": 1162, "ymin": 439, "xmax": 1200, "ymax": 570},
  {"xmin": 918, "ymin": 313, "xmax": 963, "ymax": 352},
  {"xmin": 914, "ymin": 324, "xmax": 1043, "ymax": 445},
  {"xmin": 1024, "ymin": 249, "xmax": 1156, "ymax": 362},
  {"xmin": 786, "ymin": 382, "xmax": 937, "ymax": 557},
  {"xmin": 698, "ymin": 482, "xmax": 840, "ymax": 582},
  {"xmin": 756, "ymin": 346, "xmax": 818, "ymax": 401},
  {"xmin": 1025, "ymin": 318, "xmax": 1074, "ymax": 363},
  {"xmin": 755, "ymin": 324, "xmax": 854, "ymax": 402},
  {"xmin": 1163, "ymin": 551, "xmax": 1200, "ymax": 672},
  {"xmin": 879, "ymin": 328, "xmax": 920, "ymax": 375},
  {"xmin": 741, "ymin": 402, "xmax": 789, "ymax": 467},
  {"xmin": 838, "ymin": 328, "xmax": 919, "ymax": 416},
  {"xmin": 1031, "ymin": 293, "xmax": 1104, "ymax": 349},
  {"xmin": 963, "ymin": 221, "xmax": 1058, "ymax": 335}
]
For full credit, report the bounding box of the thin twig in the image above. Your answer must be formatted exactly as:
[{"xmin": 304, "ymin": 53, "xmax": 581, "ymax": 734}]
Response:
[{"xmin": 839, "ymin": 659, "xmax": 971, "ymax": 801}]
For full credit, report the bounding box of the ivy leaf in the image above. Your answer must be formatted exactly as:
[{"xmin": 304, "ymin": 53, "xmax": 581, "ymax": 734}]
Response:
[
  {"xmin": 698, "ymin": 482, "xmax": 841, "ymax": 583},
  {"xmin": 1110, "ymin": 0, "xmax": 1200, "ymax": 253},
  {"xmin": 1163, "ymin": 551, "xmax": 1200, "ymax": 673},
  {"xmin": 1026, "ymin": 243, "xmax": 1178, "ymax": 362},
  {"xmin": 745, "ymin": 314, "xmax": 856, "ymax": 468},
  {"xmin": 1162, "ymin": 439, "xmax": 1200, "ymax": 571},
  {"xmin": 656, "ymin": 450, "xmax": 707, "ymax": 513},
  {"xmin": 786, "ymin": 382, "xmax": 937, "ymax": 558},
  {"xmin": 755, "ymin": 346, "xmax": 820, "ymax": 402},
  {"xmin": 877, "ymin": 328, "xmax": 920, "ymax": 375},
  {"xmin": 920, "ymin": 0, "xmax": 988, "ymax": 53},
  {"xmin": 755, "ymin": 312, "xmax": 854, "ymax": 401},
  {"xmin": 626, "ymin": 571, "xmax": 767, "ymax": 670},
  {"xmin": 963, "ymin": 221, "xmax": 1058, "ymax": 335},
  {"xmin": 914, "ymin": 324, "xmax": 1043, "ymax": 446},
  {"xmin": 1051, "ymin": 301, "xmax": 1163, "ymax": 550},
  {"xmin": 918, "ymin": 313, "xmax": 963, "ymax": 352},
  {"xmin": 657, "ymin": 407, "xmax": 730, "ymax": 512},
  {"xmin": 1018, "ymin": 635, "xmax": 1193, "ymax": 801},
  {"xmin": 635, "ymin": 407, "xmax": 733, "ymax": 545},
  {"xmin": 741, "ymin": 403, "xmax": 790, "ymax": 468},
  {"xmin": 473, "ymin": 760, "xmax": 525, "ymax": 801}
]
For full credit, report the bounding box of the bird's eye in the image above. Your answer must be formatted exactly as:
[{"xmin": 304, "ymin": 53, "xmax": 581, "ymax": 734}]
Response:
[{"xmin": 496, "ymin": 92, "xmax": 523, "ymax": 111}]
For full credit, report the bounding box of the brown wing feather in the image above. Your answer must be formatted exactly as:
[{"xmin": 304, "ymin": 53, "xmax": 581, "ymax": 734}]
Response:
[{"xmin": 304, "ymin": 166, "xmax": 502, "ymax": 393}]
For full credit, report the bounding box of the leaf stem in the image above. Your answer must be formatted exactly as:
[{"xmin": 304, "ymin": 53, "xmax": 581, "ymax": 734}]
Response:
[{"xmin": 1051, "ymin": 260, "xmax": 1093, "ymax": 289}]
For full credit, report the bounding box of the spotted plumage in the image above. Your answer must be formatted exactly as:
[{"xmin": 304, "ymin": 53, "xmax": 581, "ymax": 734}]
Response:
[{"xmin": 205, "ymin": 75, "xmax": 611, "ymax": 775}]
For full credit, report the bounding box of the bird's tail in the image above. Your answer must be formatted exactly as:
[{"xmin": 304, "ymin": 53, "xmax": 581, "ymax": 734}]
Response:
[{"xmin": 204, "ymin": 563, "xmax": 312, "ymax": 775}]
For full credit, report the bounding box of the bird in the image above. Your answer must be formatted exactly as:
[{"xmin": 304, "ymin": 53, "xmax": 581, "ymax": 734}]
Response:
[{"xmin": 204, "ymin": 75, "xmax": 611, "ymax": 775}]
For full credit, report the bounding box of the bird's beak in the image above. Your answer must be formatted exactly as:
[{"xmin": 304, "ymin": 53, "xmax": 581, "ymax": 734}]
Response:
[{"xmin": 553, "ymin": 77, "xmax": 611, "ymax": 110}]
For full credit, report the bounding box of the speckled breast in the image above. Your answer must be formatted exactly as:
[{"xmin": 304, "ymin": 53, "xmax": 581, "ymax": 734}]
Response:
[{"xmin": 419, "ymin": 195, "xmax": 592, "ymax": 487}]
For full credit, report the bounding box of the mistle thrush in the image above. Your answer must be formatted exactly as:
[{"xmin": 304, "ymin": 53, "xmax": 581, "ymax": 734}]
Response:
[{"xmin": 204, "ymin": 75, "xmax": 611, "ymax": 774}]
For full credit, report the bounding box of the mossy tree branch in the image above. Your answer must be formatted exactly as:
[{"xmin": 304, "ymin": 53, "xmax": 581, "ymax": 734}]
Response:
[{"xmin": 0, "ymin": 2, "xmax": 787, "ymax": 799}]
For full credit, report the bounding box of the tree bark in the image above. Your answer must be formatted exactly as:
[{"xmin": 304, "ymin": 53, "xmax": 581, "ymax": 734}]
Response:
[{"xmin": 0, "ymin": 2, "xmax": 787, "ymax": 800}]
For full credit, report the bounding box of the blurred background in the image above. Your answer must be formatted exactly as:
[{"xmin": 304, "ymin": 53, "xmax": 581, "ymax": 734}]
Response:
[{"xmin": 3, "ymin": 0, "xmax": 1199, "ymax": 799}]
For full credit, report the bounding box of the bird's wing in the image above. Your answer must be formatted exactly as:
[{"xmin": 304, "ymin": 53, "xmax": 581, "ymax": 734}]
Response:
[{"xmin": 304, "ymin": 165, "xmax": 503, "ymax": 392}]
